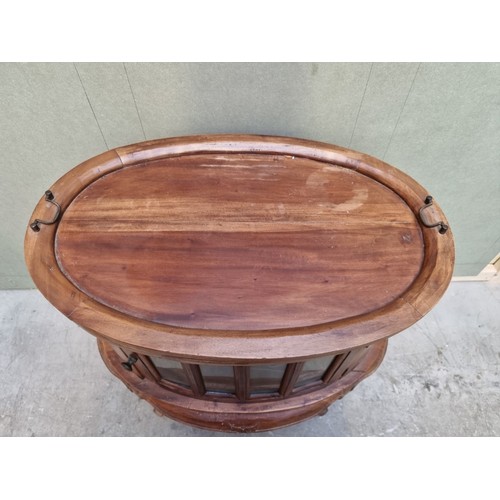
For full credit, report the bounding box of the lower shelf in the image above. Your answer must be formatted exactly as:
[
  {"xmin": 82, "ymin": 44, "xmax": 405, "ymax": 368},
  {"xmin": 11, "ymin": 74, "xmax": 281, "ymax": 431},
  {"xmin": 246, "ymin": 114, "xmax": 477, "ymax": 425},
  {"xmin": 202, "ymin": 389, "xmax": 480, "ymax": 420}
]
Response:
[{"xmin": 98, "ymin": 339, "xmax": 388, "ymax": 433}]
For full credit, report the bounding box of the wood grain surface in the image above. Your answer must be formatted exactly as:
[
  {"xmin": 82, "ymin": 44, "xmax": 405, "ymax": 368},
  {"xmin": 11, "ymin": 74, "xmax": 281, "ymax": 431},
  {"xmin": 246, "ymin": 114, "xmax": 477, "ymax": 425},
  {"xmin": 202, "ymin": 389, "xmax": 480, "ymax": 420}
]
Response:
[
  {"xmin": 98, "ymin": 337, "xmax": 388, "ymax": 432},
  {"xmin": 55, "ymin": 153, "xmax": 424, "ymax": 330},
  {"xmin": 25, "ymin": 135, "xmax": 455, "ymax": 361}
]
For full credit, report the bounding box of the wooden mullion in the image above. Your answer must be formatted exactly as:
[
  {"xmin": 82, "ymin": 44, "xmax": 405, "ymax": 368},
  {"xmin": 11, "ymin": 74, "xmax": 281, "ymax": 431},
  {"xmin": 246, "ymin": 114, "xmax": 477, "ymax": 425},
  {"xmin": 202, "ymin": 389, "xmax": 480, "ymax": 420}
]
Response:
[
  {"xmin": 323, "ymin": 346, "xmax": 368, "ymax": 384},
  {"xmin": 138, "ymin": 354, "xmax": 162, "ymax": 382},
  {"xmin": 234, "ymin": 366, "xmax": 250, "ymax": 402},
  {"xmin": 182, "ymin": 363, "xmax": 206, "ymax": 396},
  {"xmin": 330, "ymin": 354, "xmax": 355, "ymax": 383},
  {"xmin": 323, "ymin": 352, "xmax": 349, "ymax": 384},
  {"xmin": 279, "ymin": 362, "xmax": 305, "ymax": 397},
  {"xmin": 344, "ymin": 346, "xmax": 370, "ymax": 373}
]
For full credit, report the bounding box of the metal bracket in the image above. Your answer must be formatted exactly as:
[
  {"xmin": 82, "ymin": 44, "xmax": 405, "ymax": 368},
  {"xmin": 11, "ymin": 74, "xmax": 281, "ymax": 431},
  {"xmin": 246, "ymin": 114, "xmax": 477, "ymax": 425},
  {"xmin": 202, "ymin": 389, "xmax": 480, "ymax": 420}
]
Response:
[
  {"xmin": 30, "ymin": 190, "xmax": 61, "ymax": 232},
  {"xmin": 418, "ymin": 196, "xmax": 449, "ymax": 234}
]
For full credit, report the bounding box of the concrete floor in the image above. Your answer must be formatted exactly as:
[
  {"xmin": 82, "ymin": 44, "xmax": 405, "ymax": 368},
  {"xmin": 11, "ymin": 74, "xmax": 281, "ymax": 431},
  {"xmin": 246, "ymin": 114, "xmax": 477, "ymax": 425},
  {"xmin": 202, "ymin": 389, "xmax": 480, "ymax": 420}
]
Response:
[{"xmin": 1, "ymin": 279, "xmax": 499, "ymax": 437}]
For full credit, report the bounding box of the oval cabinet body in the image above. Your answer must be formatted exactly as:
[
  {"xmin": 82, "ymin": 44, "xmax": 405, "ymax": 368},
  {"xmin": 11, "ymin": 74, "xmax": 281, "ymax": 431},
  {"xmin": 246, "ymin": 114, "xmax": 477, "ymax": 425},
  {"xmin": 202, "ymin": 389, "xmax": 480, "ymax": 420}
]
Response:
[{"xmin": 25, "ymin": 135, "xmax": 454, "ymax": 432}]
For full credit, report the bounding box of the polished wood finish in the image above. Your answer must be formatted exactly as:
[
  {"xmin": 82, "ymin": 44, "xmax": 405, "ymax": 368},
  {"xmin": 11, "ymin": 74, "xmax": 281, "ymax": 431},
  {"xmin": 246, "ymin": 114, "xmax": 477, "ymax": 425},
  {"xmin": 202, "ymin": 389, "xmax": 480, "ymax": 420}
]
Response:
[
  {"xmin": 234, "ymin": 366, "xmax": 250, "ymax": 402},
  {"xmin": 323, "ymin": 352, "xmax": 350, "ymax": 384},
  {"xmin": 181, "ymin": 363, "xmax": 205, "ymax": 397},
  {"xmin": 279, "ymin": 363, "xmax": 305, "ymax": 397},
  {"xmin": 98, "ymin": 338, "xmax": 388, "ymax": 432},
  {"xmin": 24, "ymin": 135, "xmax": 454, "ymax": 362},
  {"xmin": 55, "ymin": 154, "xmax": 423, "ymax": 331},
  {"xmin": 24, "ymin": 135, "xmax": 455, "ymax": 432}
]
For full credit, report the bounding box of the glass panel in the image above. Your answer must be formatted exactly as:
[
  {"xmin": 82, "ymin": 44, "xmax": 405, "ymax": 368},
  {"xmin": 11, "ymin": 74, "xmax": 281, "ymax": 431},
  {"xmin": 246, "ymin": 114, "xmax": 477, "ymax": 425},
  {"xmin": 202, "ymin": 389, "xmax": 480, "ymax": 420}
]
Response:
[
  {"xmin": 294, "ymin": 355, "xmax": 334, "ymax": 389},
  {"xmin": 250, "ymin": 364, "xmax": 287, "ymax": 395},
  {"xmin": 150, "ymin": 357, "xmax": 190, "ymax": 387},
  {"xmin": 200, "ymin": 364, "xmax": 235, "ymax": 394}
]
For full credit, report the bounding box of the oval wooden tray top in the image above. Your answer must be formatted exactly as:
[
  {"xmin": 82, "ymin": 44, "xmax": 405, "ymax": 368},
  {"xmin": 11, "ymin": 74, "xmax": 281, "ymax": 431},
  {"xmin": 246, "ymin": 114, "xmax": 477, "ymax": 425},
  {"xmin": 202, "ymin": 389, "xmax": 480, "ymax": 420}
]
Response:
[{"xmin": 25, "ymin": 135, "xmax": 454, "ymax": 362}]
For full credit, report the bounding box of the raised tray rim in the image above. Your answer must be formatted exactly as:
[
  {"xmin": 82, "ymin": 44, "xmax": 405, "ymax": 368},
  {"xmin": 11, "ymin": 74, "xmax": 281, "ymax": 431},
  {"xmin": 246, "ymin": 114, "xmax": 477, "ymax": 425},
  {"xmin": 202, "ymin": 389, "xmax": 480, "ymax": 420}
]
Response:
[{"xmin": 24, "ymin": 134, "xmax": 455, "ymax": 362}]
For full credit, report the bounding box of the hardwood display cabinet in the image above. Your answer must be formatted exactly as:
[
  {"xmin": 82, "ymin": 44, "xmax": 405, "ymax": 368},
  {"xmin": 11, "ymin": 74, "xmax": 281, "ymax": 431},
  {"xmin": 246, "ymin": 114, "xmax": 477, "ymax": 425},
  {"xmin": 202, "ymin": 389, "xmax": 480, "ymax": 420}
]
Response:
[{"xmin": 24, "ymin": 135, "xmax": 454, "ymax": 432}]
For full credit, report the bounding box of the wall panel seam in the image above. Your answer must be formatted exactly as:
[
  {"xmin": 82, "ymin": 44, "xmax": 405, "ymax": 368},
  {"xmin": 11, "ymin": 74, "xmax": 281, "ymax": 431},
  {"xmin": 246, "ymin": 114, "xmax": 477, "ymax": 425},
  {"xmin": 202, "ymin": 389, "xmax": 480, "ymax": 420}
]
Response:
[
  {"xmin": 73, "ymin": 63, "xmax": 109, "ymax": 150},
  {"xmin": 348, "ymin": 63, "xmax": 373, "ymax": 148},
  {"xmin": 123, "ymin": 63, "xmax": 147, "ymax": 141},
  {"xmin": 382, "ymin": 62, "xmax": 421, "ymax": 160}
]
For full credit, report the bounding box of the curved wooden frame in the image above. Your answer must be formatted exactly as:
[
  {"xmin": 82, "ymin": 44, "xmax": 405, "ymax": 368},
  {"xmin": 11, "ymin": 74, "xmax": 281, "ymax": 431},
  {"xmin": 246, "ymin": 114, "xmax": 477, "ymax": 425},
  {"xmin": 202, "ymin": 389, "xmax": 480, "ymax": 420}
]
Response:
[
  {"xmin": 25, "ymin": 135, "xmax": 455, "ymax": 363},
  {"xmin": 98, "ymin": 338, "xmax": 388, "ymax": 432}
]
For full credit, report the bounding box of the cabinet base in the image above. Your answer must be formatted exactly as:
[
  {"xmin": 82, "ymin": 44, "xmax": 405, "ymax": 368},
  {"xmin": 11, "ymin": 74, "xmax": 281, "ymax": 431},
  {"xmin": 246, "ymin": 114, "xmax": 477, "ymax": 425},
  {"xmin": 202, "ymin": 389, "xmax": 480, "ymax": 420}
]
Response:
[{"xmin": 98, "ymin": 339, "xmax": 387, "ymax": 433}]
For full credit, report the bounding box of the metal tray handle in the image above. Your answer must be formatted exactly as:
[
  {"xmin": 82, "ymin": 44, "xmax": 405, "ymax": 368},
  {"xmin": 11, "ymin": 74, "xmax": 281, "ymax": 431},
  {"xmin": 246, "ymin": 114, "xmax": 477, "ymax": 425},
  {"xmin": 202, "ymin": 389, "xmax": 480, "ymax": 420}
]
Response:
[
  {"xmin": 418, "ymin": 196, "xmax": 449, "ymax": 234},
  {"xmin": 30, "ymin": 190, "xmax": 61, "ymax": 232}
]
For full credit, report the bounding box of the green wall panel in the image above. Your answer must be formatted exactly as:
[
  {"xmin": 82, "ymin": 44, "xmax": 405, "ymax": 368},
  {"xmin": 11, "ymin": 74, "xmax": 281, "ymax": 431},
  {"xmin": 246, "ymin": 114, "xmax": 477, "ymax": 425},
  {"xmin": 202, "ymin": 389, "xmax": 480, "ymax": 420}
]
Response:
[
  {"xmin": 123, "ymin": 62, "xmax": 371, "ymax": 144},
  {"xmin": 383, "ymin": 63, "xmax": 500, "ymax": 275},
  {"xmin": 74, "ymin": 63, "xmax": 146, "ymax": 148},
  {"xmin": 0, "ymin": 63, "xmax": 107, "ymax": 289},
  {"xmin": 348, "ymin": 62, "xmax": 419, "ymax": 158},
  {"xmin": 1, "ymin": 62, "xmax": 498, "ymax": 288}
]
